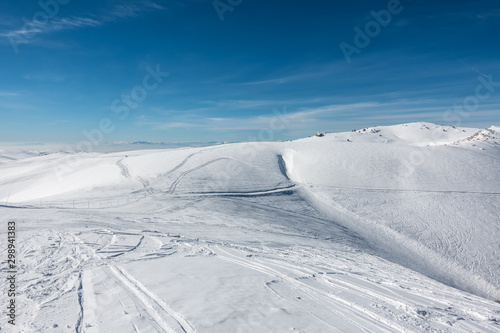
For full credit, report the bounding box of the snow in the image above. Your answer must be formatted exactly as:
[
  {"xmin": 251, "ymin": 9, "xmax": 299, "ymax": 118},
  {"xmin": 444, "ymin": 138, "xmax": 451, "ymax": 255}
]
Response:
[{"xmin": 1, "ymin": 122, "xmax": 499, "ymax": 332}]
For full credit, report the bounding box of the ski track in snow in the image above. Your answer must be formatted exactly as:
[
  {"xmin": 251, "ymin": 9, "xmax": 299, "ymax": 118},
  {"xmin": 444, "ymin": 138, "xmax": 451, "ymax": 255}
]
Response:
[
  {"xmin": 116, "ymin": 159, "xmax": 131, "ymax": 179},
  {"xmin": 79, "ymin": 230, "xmax": 199, "ymax": 332},
  {"xmin": 109, "ymin": 265, "xmax": 196, "ymax": 333},
  {"xmin": 167, "ymin": 157, "xmax": 231, "ymax": 194},
  {"xmin": 1, "ymin": 123, "xmax": 500, "ymax": 332},
  {"xmin": 214, "ymin": 246, "xmax": 408, "ymax": 332},
  {"xmin": 2, "ymin": 221, "xmax": 500, "ymax": 332}
]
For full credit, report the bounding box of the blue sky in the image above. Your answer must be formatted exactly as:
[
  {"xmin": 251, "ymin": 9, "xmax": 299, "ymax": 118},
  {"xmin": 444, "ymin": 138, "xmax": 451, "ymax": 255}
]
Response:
[{"xmin": 0, "ymin": 0, "xmax": 499, "ymax": 144}]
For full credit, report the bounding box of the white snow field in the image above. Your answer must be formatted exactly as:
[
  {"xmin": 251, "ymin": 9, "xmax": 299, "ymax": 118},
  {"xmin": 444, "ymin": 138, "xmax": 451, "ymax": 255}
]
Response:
[{"xmin": 1, "ymin": 122, "xmax": 500, "ymax": 332}]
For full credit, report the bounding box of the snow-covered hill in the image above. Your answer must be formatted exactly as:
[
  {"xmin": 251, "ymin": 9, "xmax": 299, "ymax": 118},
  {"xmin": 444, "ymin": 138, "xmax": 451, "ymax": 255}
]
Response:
[{"xmin": 1, "ymin": 122, "xmax": 499, "ymax": 332}]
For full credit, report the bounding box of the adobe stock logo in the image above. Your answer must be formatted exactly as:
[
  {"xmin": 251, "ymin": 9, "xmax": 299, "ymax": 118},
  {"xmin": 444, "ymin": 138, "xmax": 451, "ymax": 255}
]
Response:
[
  {"xmin": 213, "ymin": 0, "xmax": 242, "ymax": 21},
  {"xmin": 339, "ymin": 0, "xmax": 405, "ymax": 64}
]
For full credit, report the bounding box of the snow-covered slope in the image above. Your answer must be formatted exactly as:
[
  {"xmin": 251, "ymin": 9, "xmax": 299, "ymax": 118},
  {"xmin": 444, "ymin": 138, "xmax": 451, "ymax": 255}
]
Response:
[{"xmin": 1, "ymin": 122, "xmax": 499, "ymax": 332}]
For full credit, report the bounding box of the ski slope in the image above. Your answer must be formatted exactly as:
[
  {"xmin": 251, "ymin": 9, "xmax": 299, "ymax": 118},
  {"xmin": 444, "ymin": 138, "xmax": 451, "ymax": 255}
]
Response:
[{"xmin": 1, "ymin": 122, "xmax": 499, "ymax": 332}]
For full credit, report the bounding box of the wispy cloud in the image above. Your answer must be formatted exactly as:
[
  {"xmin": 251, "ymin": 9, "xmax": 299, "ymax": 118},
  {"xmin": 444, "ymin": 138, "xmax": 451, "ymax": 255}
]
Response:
[
  {"xmin": 23, "ymin": 72, "xmax": 68, "ymax": 83},
  {"xmin": 0, "ymin": 17, "xmax": 101, "ymax": 45},
  {"xmin": 0, "ymin": 91, "xmax": 19, "ymax": 97},
  {"xmin": 135, "ymin": 102, "xmax": 386, "ymax": 132},
  {"xmin": 200, "ymin": 99, "xmax": 285, "ymax": 109},
  {"xmin": 241, "ymin": 74, "xmax": 316, "ymax": 86},
  {"xmin": 0, "ymin": 1, "xmax": 166, "ymax": 47},
  {"xmin": 447, "ymin": 9, "xmax": 500, "ymax": 21},
  {"xmin": 141, "ymin": 1, "xmax": 167, "ymax": 11},
  {"xmin": 47, "ymin": 120, "xmax": 70, "ymax": 126},
  {"xmin": 155, "ymin": 122, "xmax": 203, "ymax": 130},
  {"xmin": 100, "ymin": 1, "xmax": 165, "ymax": 21},
  {"xmin": 238, "ymin": 63, "xmax": 346, "ymax": 86},
  {"xmin": 134, "ymin": 98, "xmax": 498, "ymax": 136},
  {"xmin": 199, "ymin": 97, "xmax": 346, "ymax": 110}
]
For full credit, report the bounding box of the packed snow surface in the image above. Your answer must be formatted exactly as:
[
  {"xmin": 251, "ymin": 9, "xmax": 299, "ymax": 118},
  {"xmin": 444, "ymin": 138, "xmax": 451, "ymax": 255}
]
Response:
[{"xmin": 1, "ymin": 122, "xmax": 499, "ymax": 332}]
